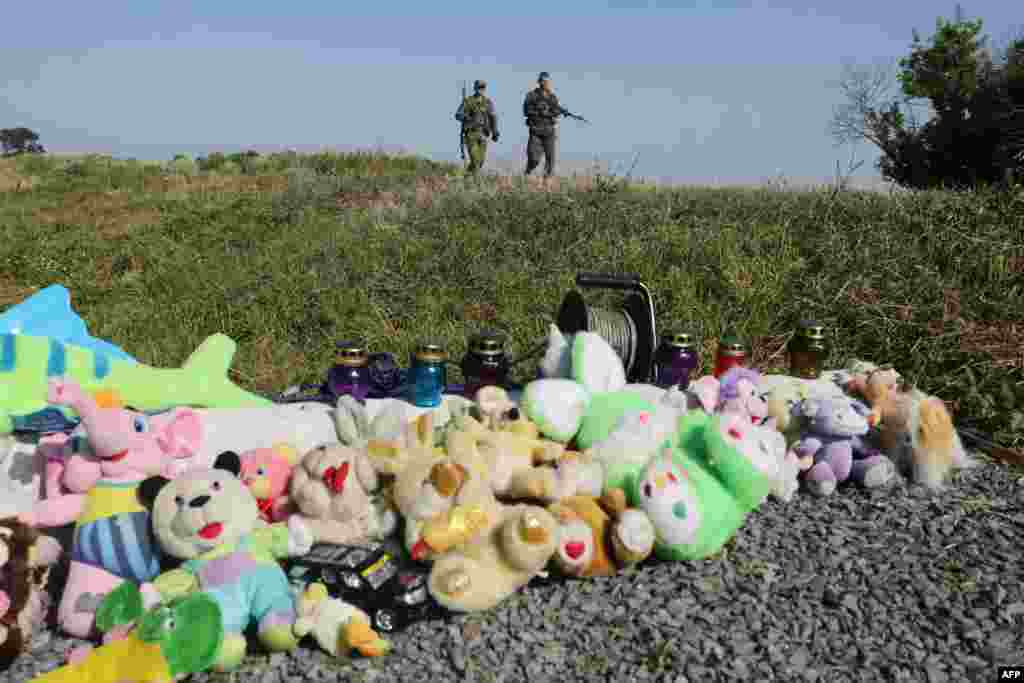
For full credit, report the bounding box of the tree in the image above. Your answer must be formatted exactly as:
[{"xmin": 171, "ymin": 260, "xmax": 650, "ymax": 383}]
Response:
[
  {"xmin": 0, "ymin": 127, "xmax": 45, "ymax": 156},
  {"xmin": 829, "ymin": 9, "xmax": 1024, "ymax": 189}
]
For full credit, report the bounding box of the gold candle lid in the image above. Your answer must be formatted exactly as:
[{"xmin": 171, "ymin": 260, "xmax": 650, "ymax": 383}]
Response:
[
  {"xmin": 797, "ymin": 320, "xmax": 827, "ymax": 341},
  {"xmin": 468, "ymin": 330, "xmax": 507, "ymax": 357},
  {"xmin": 335, "ymin": 341, "xmax": 368, "ymax": 367},
  {"xmin": 415, "ymin": 341, "xmax": 447, "ymax": 363},
  {"xmin": 661, "ymin": 332, "xmax": 696, "ymax": 349},
  {"xmin": 718, "ymin": 335, "xmax": 746, "ymax": 354}
]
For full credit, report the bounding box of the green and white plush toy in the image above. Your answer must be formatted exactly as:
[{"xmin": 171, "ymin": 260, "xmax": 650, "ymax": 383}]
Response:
[
  {"xmin": 625, "ymin": 411, "xmax": 772, "ymax": 561},
  {"xmin": 522, "ymin": 324, "xmax": 661, "ymax": 449}
]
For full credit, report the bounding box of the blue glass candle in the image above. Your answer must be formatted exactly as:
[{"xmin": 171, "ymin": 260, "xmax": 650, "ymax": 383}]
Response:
[
  {"xmin": 410, "ymin": 342, "xmax": 447, "ymax": 408},
  {"xmin": 327, "ymin": 341, "xmax": 371, "ymax": 401}
]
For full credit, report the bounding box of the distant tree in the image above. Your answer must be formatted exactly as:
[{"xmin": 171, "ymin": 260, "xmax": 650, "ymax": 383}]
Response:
[
  {"xmin": 830, "ymin": 8, "xmax": 1024, "ymax": 189},
  {"xmin": 0, "ymin": 127, "xmax": 45, "ymax": 156}
]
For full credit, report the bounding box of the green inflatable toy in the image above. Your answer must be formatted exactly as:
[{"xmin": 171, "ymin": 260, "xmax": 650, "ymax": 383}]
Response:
[{"xmin": 0, "ymin": 333, "xmax": 270, "ymax": 434}]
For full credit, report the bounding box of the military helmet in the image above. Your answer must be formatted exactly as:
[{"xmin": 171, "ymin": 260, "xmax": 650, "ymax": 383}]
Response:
[
  {"xmin": 474, "ymin": 79, "xmax": 487, "ymax": 91},
  {"xmin": 538, "ymin": 71, "xmax": 551, "ymax": 82}
]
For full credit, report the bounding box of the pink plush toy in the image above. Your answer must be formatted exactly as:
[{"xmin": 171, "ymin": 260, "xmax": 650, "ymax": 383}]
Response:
[
  {"xmin": 689, "ymin": 368, "xmax": 772, "ymax": 428},
  {"xmin": 239, "ymin": 444, "xmax": 299, "ymax": 523},
  {"xmin": 18, "ymin": 377, "xmax": 203, "ymax": 639}
]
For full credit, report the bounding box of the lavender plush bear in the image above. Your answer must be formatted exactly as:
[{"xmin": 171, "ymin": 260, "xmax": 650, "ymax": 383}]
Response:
[{"xmin": 790, "ymin": 397, "xmax": 895, "ymax": 497}]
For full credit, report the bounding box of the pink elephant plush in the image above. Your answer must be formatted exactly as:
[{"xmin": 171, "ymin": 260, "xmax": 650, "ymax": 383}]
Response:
[{"xmin": 18, "ymin": 377, "xmax": 203, "ymax": 639}]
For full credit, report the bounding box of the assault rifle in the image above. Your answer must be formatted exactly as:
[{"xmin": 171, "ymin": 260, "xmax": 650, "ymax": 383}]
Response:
[
  {"xmin": 559, "ymin": 106, "xmax": 590, "ymax": 124},
  {"xmin": 457, "ymin": 81, "xmax": 467, "ymax": 161}
]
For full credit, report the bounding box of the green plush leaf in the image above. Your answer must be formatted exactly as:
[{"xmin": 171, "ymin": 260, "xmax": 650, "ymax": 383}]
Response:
[
  {"xmin": 95, "ymin": 581, "xmax": 144, "ymax": 632},
  {"xmin": 159, "ymin": 593, "xmax": 225, "ymax": 676}
]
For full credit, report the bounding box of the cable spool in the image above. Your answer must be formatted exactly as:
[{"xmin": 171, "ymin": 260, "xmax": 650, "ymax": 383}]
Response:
[{"xmin": 556, "ymin": 272, "xmax": 657, "ymax": 383}]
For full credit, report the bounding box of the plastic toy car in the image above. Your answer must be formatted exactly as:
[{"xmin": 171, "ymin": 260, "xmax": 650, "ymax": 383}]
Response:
[{"xmin": 285, "ymin": 542, "xmax": 448, "ymax": 633}]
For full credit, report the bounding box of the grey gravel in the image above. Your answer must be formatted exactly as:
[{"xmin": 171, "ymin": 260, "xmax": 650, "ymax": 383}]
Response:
[{"xmin": 5, "ymin": 455, "xmax": 1023, "ymax": 683}]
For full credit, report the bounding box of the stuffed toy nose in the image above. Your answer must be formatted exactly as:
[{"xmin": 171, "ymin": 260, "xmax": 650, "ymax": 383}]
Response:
[
  {"xmin": 430, "ymin": 463, "xmax": 467, "ymax": 498},
  {"xmin": 564, "ymin": 541, "xmax": 586, "ymax": 560}
]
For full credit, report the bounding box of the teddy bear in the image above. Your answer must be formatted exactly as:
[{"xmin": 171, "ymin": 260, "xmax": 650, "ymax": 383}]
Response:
[
  {"xmin": 625, "ymin": 413, "xmax": 772, "ymax": 561},
  {"xmin": 789, "ymin": 396, "xmax": 896, "ymax": 497},
  {"xmin": 841, "ymin": 360, "xmax": 972, "ymax": 489},
  {"xmin": 293, "ymin": 582, "xmax": 391, "ymax": 658},
  {"xmin": 546, "ymin": 489, "xmax": 655, "ymax": 578},
  {"xmin": 136, "ymin": 451, "xmax": 318, "ymax": 672},
  {"xmin": 687, "ymin": 367, "xmax": 773, "ymax": 428},
  {"xmin": 238, "ymin": 443, "xmax": 300, "ymax": 523},
  {"xmin": 385, "ymin": 434, "xmax": 558, "ymax": 612},
  {"xmin": 445, "ymin": 398, "xmax": 603, "ymax": 504},
  {"xmin": 0, "ymin": 517, "xmax": 62, "ymax": 671},
  {"xmin": 288, "ymin": 443, "xmax": 398, "ymax": 546},
  {"xmin": 18, "ymin": 377, "xmax": 202, "ymax": 639}
]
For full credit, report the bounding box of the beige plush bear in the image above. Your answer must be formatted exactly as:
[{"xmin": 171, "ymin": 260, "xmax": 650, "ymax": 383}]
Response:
[
  {"xmin": 547, "ymin": 490, "xmax": 655, "ymax": 578},
  {"xmin": 387, "ymin": 434, "xmax": 558, "ymax": 613},
  {"xmin": 844, "ymin": 360, "xmax": 972, "ymax": 488},
  {"xmin": 447, "ymin": 388, "xmax": 603, "ymax": 503},
  {"xmin": 288, "ymin": 444, "xmax": 398, "ymax": 545}
]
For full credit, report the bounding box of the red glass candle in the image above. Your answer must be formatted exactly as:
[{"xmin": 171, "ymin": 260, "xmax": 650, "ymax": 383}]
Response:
[{"xmin": 713, "ymin": 336, "xmax": 747, "ymax": 378}]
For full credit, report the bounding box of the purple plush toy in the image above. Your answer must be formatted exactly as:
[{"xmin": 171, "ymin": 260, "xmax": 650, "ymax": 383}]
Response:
[{"xmin": 790, "ymin": 396, "xmax": 895, "ymax": 496}]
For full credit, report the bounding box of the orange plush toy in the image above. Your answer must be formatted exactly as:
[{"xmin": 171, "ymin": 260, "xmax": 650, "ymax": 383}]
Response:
[
  {"xmin": 239, "ymin": 444, "xmax": 299, "ymax": 523},
  {"xmin": 844, "ymin": 362, "xmax": 972, "ymax": 489}
]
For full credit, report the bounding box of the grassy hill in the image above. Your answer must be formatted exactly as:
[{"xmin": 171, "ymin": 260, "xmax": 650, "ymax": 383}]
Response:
[{"xmin": 1, "ymin": 150, "xmax": 1022, "ymax": 448}]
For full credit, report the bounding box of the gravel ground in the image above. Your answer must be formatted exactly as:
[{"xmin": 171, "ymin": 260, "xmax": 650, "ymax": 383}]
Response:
[{"xmin": 7, "ymin": 455, "xmax": 1023, "ymax": 683}]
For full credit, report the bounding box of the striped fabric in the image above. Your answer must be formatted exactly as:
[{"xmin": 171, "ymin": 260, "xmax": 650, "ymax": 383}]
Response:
[
  {"xmin": 71, "ymin": 511, "xmax": 161, "ymax": 583},
  {"xmin": 0, "ymin": 334, "xmax": 113, "ymax": 379}
]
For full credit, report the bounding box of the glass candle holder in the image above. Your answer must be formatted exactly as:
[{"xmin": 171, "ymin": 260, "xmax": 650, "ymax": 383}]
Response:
[
  {"xmin": 461, "ymin": 330, "xmax": 510, "ymax": 400},
  {"xmin": 713, "ymin": 335, "xmax": 748, "ymax": 378},
  {"xmin": 653, "ymin": 332, "xmax": 700, "ymax": 390},
  {"xmin": 410, "ymin": 342, "xmax": 447, "ymax": 408},
  {"xmin": 788, "ymin": 320, "xmax": 828, "ymax": 379},
  {"xmin": 327, "ymin": 341, "xmax": 371, "ymax": 401}
]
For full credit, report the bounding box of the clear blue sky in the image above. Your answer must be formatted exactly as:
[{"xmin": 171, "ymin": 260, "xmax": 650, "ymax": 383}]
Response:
[{"xmin": 1, "ymin": 1, "xmax": 1019, "ymax": 185}]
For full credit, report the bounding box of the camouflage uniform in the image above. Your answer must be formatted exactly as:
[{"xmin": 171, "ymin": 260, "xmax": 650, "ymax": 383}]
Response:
[
  {"xmin": 523, "ymin": 84, "xmax": 562, "ymax": 177},
  {"xmin": 455, "ymin": 84, "xmax": 499, "ymax": 175}
]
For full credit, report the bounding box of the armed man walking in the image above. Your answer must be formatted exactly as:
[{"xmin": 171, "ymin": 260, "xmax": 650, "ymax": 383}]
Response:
[
  {"xmin": 455, "ymin": 80, "xmax": 499, "ymax": 175},
  {"xmin": 522, "ymin": 71, "xmax": 587, "ymax": 178}
]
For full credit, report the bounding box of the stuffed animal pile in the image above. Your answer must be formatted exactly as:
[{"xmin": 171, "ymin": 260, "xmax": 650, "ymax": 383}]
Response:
[{"xmin": 1, "ymin": 316, "xmax": 979, "ymax": 681}]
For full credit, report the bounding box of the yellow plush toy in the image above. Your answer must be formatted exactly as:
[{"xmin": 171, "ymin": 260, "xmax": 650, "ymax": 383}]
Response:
[
  {"xmin": 386, "ymin": 429, "xmax": 559, "ymax": 613},
  {"xmin": 547, "ymin": 490, "xmax": 655, "ymax": 578},
  {"xmin": 294, "ymin": 583, "xmax": 390, "ymax": 658},
  {"xmin": 447, "ymin": 387, "xmax": 604, "ymax": 503}
]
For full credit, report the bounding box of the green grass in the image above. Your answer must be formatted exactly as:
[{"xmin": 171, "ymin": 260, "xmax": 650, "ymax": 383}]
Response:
[{"xmin": 1, "ymin": 150, "xmax": 1022, "ymax": 448}]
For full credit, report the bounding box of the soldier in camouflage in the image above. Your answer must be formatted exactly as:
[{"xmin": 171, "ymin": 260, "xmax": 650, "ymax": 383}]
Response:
[
  {"xmin": 523, "ymin": 72, "xmax": 562, "ymax": 177},
  {"xmin": 455, "ymin": 80, "xmax": 499, "ymax": 175}
]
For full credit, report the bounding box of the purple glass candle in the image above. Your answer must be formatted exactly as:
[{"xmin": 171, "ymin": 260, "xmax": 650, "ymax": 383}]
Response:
[
  {"xmin": 461, "ymin": 330, "xmax": 510, "ymax": 400},
  {"xmin": 327, "ymin": 340, "xmax": 371, "ymax": 401},
  {"xmin": 653, "ymin": 332, "xmax": 700, "ymax": 389}
]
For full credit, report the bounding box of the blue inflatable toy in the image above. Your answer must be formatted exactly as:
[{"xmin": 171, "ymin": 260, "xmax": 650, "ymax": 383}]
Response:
[{"xmin": 0, "ymin": 285, "xmax": 136, "ymax": 363}]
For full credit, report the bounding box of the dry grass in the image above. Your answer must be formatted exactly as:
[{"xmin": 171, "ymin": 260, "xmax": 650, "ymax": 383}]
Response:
[
  {"xmin": 0, "ymin": 158, "xmax": 35, "ymax": 192},
  {"xmin": 0, "ymin": 276, "xmax": 39, "ymax": 309},
  {"xmin": 141, "ymin": 174, "xmax": 290, "ymax": 193},
  {"xmin": 33, "ymin": 191, "xmax": 162, "ymax": 239}
]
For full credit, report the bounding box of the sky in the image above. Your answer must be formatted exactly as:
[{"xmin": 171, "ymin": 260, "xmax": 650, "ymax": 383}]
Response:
[{"xmin": 1, "ymin": 1, "xmax": 1020, "ymax": 187}]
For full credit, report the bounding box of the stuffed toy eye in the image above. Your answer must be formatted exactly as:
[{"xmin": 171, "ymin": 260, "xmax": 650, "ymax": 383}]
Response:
[
  {"xmin": 212, "ymin": 481, "xmax": 222, "ymax": 492},
  {"xmin": 133, "ymin": 415, "xmax": 148, "ymax": 433},
  {"xmin": 257, "ymin": 468, "xmax": 266, "ymax": 476},
  {"xmin": 643, "ymin": 483, "xmax": 653, "ymax": 498},
  {"xmin": 174, "ymin": 495, "xmax": 185, "ymax": 506}
]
